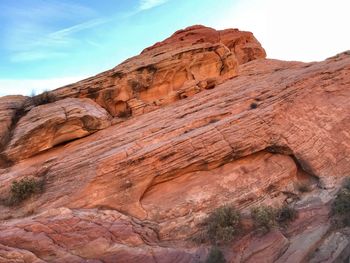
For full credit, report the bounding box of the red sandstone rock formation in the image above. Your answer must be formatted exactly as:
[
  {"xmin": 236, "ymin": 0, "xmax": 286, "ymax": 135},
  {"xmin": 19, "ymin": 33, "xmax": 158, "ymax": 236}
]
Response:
[
  {"xmin": 0, "ymin": 96, "xmax": 27, "ymax": 149},
  {"xmin": 5, "ymin": 98, "xmax": 111, "ymax": 162},
  {"xmin": 49, "ymin": 25, "xmax": 266, "ymax": 119},
  {"xmin": 0, "ymin": 26, "xmax": 349, "ymax": 263}
]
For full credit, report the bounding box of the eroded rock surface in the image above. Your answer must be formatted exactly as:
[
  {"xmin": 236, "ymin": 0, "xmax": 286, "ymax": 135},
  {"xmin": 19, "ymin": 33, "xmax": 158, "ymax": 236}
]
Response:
[
  {"xmin": 49, "ymin": 25, "xmax": 265, "ymax": 118},
  {"xmin": 0, "ymin": 96, "xmax": 27, "ymax": 150},
  {"xmin": 0, "ymin": 26, "xmax": 349, "ymax": 263},
  {"xmin": 143, "ymin": 25, "xmax": 266, "ymax": 64},
  {"xmin": 4, "ymin": 98, "xmax": 111, "ymax": 162},
  {"xmin": 309, "ymin": 229, "xmax": 350, "ymax": 262},
  {"xmin": 0, "ymin": 208, "xmax": 198, "ymax": 263},
  {"xmin": 5, "ymin": 54, "xmax": 346, "ymax": 220}
]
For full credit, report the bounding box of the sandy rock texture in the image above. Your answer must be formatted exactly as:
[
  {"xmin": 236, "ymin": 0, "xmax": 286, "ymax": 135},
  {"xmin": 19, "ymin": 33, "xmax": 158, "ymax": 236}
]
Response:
[
  {"xmin": 0, "ymin": 96, "xmax": 28, "ymax": 164},
  {"xmin": 143, "ymin": 25, "xmax": 266, "ymax": 64},
  {"xmin": 0, "ymin": 208, "xmax": 196, "ymax": 263},
  {"xmin": 4, "ymin": 98, "xmax": 112, "ymax": 162},
  {"xmin": 49, "ymin": 25, "xmax": 266, "ymax": 118},
  {"xmin": 0, "ymin": 26, "xmax": 349, "ymax": 262}
]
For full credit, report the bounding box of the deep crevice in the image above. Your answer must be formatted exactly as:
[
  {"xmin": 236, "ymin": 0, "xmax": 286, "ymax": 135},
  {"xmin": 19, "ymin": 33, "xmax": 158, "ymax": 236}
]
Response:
[
  {"xmin": 265, "ymin": 145, "xmax": 319, "ymax": 180},
  {"xmin": 0, "ymin": 100, "xmax": 30, "ymax": 168},
  {"xmin": 140, "ymin": 145, "xmax": 320, "ymax": 214},
  {"xmin": 213, "ymin": 48, "xmax": 228, "ymax": 75}
]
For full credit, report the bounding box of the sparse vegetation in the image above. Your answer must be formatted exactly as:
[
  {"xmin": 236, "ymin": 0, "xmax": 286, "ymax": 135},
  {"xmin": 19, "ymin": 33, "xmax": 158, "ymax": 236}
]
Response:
[
  {"xmin": 331, "ymin": 178, "xmax": 350, "ymax": 227},
  {"xmin": 205, "ymin": 205, "xmax": 241, "ymax": 243},
  {"xmin": 250, "ymin": 102, "xmax": 258, "ymax": 109},
  {"xmin": 296, "ymin": 182, "xmax": 311, "ymax": 193},
  {"xmin": 205, "ymin": 247, "xmax": 226, "ymax": 263},
  {"xmin": 31, "ymin": 91, "xmax": 56, "ymax": 106},
  {"xmin": 276, "ymin": 205, "xmax": 297, "ymax": 225},
  {"xmin": 7, "ymin": 177, "xmax": 44, "ymax": 205},
  {"xmin": 251, "ymin": 205, "xmax": 275, "ymax": 234},
  {"xmin": 193, "ymin": 202, "xmax": 298, "ymax": 245},
  {"xmin": 342, "ymin": 177, "xmax": 350, "ymax": 190},
  {"xmin": 117, "ymin": 107, "xmax": 132, "ymax": 118},
  {"xmin": 190, "ymin": 229, "xmax": 207, "ymax": 244}
]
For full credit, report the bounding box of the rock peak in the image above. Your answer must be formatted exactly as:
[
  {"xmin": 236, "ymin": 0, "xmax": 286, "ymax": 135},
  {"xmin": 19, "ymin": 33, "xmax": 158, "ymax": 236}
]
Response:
[{"xmin": 141, "ymin": 24, "xmax": 266, "ymax": 64}]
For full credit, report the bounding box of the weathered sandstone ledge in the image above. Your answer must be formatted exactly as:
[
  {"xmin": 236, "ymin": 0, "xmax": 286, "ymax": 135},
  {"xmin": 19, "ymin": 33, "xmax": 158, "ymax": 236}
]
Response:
[{"xmin": 0, "ymin": 26, "xmax": 349, "ymax": 262}]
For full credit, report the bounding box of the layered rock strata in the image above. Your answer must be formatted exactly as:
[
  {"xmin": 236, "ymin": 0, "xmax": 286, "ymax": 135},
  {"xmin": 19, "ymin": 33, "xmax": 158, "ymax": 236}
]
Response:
[{"xmin": 0, "ymin": 26, "xmax": 349, "ymax": 262}]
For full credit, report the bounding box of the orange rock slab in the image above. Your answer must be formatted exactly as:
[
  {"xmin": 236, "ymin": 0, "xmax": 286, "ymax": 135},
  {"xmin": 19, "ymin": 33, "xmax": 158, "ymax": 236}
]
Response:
[{"xmin": 0, "ymin": 25, "xmax": 349, "ymax": 263}]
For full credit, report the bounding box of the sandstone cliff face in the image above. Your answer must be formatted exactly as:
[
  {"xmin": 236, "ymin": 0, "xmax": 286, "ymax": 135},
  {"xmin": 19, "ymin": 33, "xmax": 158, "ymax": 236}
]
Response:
[
  {"xmin": 0, "ymin": 26, "xmax": 349, "ymax": 263},
  {"xmin": 49, "ymin": 25, "xmax": 265, "ymax": 119}
]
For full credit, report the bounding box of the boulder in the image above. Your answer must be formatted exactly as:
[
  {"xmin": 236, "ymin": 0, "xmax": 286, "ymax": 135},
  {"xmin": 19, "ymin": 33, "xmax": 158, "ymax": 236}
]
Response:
[{"xmin": 4, "ymin": 98, "xmax": 111, "ymax": 162}]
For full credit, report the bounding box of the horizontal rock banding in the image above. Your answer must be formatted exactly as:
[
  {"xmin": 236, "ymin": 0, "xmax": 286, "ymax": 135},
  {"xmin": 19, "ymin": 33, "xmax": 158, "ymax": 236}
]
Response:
[
  {"xmin": 0, "ymin": 25, "xmax": 349, "ymax": 262},
  {"xmin": 5, "ymin": 98, "xmax": 111, "ymax": 162},
  {"xmin": 49, "ymin": 25, "xmax": 266, "ymax": 118}
]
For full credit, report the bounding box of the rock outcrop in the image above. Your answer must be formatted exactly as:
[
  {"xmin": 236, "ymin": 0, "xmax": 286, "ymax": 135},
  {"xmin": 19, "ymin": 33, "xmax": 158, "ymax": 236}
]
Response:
[
  {"xmin": 49, "ymin": 25, "xmax": 266, "ymax": 119},
  {"xmin": 5, "ymin": 98, "xmax": 112, "ymax": 162},
  {"xmin": 0, "ymin": 26, "xmax": 349, "ymax": 263},
  {"xmin": 0, "ymin": 96, "xmax": 27, "ymax": 150},
  {"xmin": 143, "ymin": 25, "xmax": 266, "ymax": 64}
]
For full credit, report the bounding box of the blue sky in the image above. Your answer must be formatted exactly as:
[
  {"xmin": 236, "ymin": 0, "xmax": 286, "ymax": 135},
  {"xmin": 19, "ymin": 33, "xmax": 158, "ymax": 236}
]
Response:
[{"xmin": 0, "ymin": 0, "xmax": 349, "ymax": 96}]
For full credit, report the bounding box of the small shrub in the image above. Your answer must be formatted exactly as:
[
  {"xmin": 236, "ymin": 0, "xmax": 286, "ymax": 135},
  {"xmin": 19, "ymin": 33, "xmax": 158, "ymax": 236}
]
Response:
[
  {"xmin": 340, "ymin": 216, "xmax": 350, "ymax": 227},
  {"xmin": 276, "ymin": 205, "xmax": 297, "ymax": 224},
  {"xmin": 297, "ymin": 183, "xmax": 311, "ymax": 193},
  {"xmin": 8, "ymin": 178, "xmax": 44, "ymax": 205},
  {"xmin": 205, "ymin": 205, "xmax": 241, "ymax": 243},
  {"xmin": 250, "ymin": 102, "xmax": 258, "ymax": 109},
  {"xmin": 31, "ymin": 91, "xmax": 56, "ymax": 106},
  {"xmin": 331, "ymin": 178, "xmax": 350, "ymax": 227},
  {"xmin": 342, "ymin": 177, "xmax": 350, "ymax": 191},
  {"xmin": 190, "ymin": 229, "xmax": 207, "ymax": 244},
  {"xmin": 205, "ymin": 247, "xmax": 226, "ymax": 263},
  {"xmin": 251, "ymin": 205, "xmax": 275, "ymax": 234},
  {"xmin": 332, "ymin": 188, "xmax": 350, "ymax": 215}
]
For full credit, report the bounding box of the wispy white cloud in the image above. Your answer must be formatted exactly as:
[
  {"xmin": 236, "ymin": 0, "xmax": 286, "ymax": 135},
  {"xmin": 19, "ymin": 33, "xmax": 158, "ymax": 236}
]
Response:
[
  {"xmin": 1, "ymin": 1, "xmax": 97, "ymax": 21},
  {"xmin": 86, "ymin": 40, "xmax": 104, "ymax": 48},
  {"xmin": 121, "ymin": 0, "xmax": 169, "ymax": 18},
  {"xmin": 49, "ymin": 18, "xmax": 108, "ymax": 39},
  {"xmin": 10, "ymin": 51, "xmax": 68, "ymax": 62},
  {"xmin": 0, "ymin": 76, "xmax": 88, "ymax": 97},
  {"xmin": 3, "ymin": 1, "xmax": 107, "ymax": 62},
  {"xmin": 139, "ymin": 0, "xmax": 169, "ymax": 10},
  {"xmin": 6, "ymin": 19, "xmax": 103, "ymax": 62}
]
